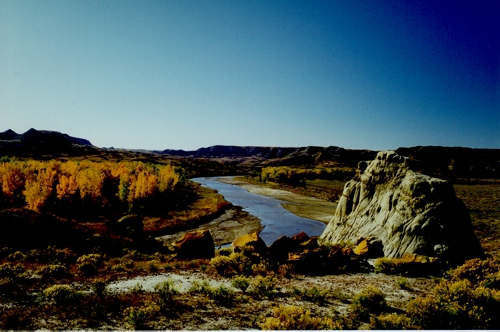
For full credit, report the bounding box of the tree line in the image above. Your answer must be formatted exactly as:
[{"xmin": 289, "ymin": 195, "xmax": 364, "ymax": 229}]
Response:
[{"xmin": 0, "ymin": 159, "xmax": 185, "ymax": 213}]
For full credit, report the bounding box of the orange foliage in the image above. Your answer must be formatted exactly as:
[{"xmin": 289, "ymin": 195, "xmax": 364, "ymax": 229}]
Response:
[{"xmin": 0, "ymin": 160, "xmax": 185, "ymax": 211}]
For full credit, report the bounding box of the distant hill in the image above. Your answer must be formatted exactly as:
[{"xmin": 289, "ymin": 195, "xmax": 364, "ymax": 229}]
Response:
[
  {"xmin": 0, "ymin": 128, "xmax": 498, "ymax": 180},
  {"xmin": 0, "ymin": 128, "xmax": 95, "ymax": 157}
]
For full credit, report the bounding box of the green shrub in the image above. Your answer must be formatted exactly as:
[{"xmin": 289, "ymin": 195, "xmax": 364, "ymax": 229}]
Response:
[
  {"xmin": 154, "ymin": 279, "xmax": 179, "ymax": 310},
  {"xmin": 188, "ymin": 279, "xmax": 234, "ymax": 304},
  {"xmin": 77, "ymin": 254, "xmax": 104, "ymax": 275},
  {"xmin": 189, "ymin": 279, "xmax": 213, "ymax": 295},
  {"xmin": 260, "ymin": 305, "xmax": 340, "ymax": 330},
  {"xmin": 232, "ymin": 275, "xmax": 251, "ymax": 293},
  {"xmin": 44, "ymin": 284, "xmax": 76, "ymax": 304},
  {"xmin": 350, "ymin": 285, "xmax": 386, "ymax": 318}
]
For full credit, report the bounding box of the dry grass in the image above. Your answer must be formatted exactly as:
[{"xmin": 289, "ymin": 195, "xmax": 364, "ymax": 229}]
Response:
[{"xmin": 454, "ymin": 183, "xmax": 500, "ymax": 258}]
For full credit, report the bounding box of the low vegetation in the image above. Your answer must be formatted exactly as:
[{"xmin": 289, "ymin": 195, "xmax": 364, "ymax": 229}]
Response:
[{"xmin": 0, "ymin": 151, "xmax": 498, "ymax": 329}]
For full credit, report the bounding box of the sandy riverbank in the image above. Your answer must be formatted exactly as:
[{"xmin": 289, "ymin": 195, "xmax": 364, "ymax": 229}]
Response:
[{"xmin": 216, "ymin": 176, "xmax": 337, "ymax": 225}]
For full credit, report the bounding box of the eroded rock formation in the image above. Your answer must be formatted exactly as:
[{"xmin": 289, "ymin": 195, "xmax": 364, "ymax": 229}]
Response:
[{"xmin": 320, "ymin": 151, "xmax": 483, "ymax": 262}]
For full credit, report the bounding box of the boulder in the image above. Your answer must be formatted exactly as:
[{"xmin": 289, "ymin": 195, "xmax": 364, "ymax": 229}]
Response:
[
  {"xmin": 320, "ymin": 151, "xmax": 483, "ymax": 263},
  {"xmin": 353, "ymin": 238, "xmax": 384, "ymax": 258},
  {"xmin": 233, "ymin": 232, "xmax": 267, "ymax": 256},
  {"xmin": 291, "ymin": 231, "xmax": 310, "ymax": 243},
  {"xmin": 268, "ymin": 236, "xmax": 300, "ymax": 262},
  {"xmin": 173, "ymin": 230, "xmax": 215, "ymax": 259}
]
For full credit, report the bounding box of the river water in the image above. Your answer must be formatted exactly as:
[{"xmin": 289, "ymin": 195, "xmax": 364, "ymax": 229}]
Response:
[{"xmin": 192, "ymin": 177, "xmax": 326, "ymax": 245}]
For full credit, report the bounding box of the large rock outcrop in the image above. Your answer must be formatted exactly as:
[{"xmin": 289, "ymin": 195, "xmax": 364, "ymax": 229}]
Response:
[{"xmin": 320, "ymin": 151, "xmax": 483, "ymax": 262}]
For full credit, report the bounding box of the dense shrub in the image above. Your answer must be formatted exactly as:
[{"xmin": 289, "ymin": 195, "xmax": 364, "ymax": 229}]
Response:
[
  {"xmin": 154, "ymin": 279, "xmax": 179, "ymax": 311},
  {"xmin": 406, "ymin": 279, "xmax": 500, "ymax": 329},
  {"xmin": 448, "ymin": 257, "xmax": 500, "ymax": 284},
  {"xmin": 260, "ymin": 305, "xmax": 339, "ymax": 330}
]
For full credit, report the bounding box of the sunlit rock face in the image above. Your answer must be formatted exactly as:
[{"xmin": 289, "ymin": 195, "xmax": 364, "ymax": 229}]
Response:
[{"xmin": 320, "ymin": 151, "xmax": 483, "ymax": 263}]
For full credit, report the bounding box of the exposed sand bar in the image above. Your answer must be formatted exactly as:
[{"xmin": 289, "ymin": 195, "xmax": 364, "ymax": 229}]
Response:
[{"xmin": 216, "ymin": 176, "xmax": 336, "ymax": 225}]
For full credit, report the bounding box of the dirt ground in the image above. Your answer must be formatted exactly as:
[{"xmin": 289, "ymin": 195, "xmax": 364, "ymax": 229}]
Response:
[{"xmin": 216, "ymin": 176, "xmax": 337, "ymax": 225}]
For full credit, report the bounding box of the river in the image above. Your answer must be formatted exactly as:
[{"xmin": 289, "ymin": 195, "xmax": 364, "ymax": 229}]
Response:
[{"xmin": 192, "ymin": 177, "xmax": 326, "ymax": 245}]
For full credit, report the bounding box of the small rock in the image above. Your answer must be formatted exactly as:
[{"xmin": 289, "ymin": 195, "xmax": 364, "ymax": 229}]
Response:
[{"xmin": 173, "ymin": 230, "xmax": 215, "ymax": 259}]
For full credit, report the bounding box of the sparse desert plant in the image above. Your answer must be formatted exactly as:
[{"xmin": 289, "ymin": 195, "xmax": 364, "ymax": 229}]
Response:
[
  {"xmin": 154, "ymin": 279, "xmax": 179, "ymax": 310},
  {"xmin": 231, "ymin": 275, "xmax": 251, "ymax": 293},
  {"xmin": 291, "ymin": 286, "xmax": 327, "ymax": 304},
  {"xmin": 91, "ymin": 278, "xmax": 108, "ymax": 298},
  {"xmin": 44, "ymin": 284, "xmax": 77, "ymax": 304},
  {"xmin": 123, "ymin": 301, "xmax": 160, "ymax": 329},
  {"xmin": 330, "ymin": 288, "xmax": 351, "ymax": 302},
  {"xmin": 260, "ymin": 305, "xmax": 340, "ymax": 330},
  {"xmin": 395, "ymin": 276, "xmax": 409, "ymax": 289},
  {"xmin": 130, "ymin": 282, "xmax": 144, "ymax": 294},
  {"xmin": 350, "ymin": 285, "xmax": 386, "ymax": 318}
]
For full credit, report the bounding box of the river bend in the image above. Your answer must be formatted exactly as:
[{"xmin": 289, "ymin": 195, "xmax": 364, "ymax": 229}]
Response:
[{"xmin": 192, "ymin": 177, "xmax": 326, "ymax": 245}]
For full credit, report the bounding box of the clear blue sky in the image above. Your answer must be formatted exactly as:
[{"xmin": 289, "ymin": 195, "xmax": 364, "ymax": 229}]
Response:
[{"xmin": 1, "ymin": 0, "xmax": 499, "ymax": 150}]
